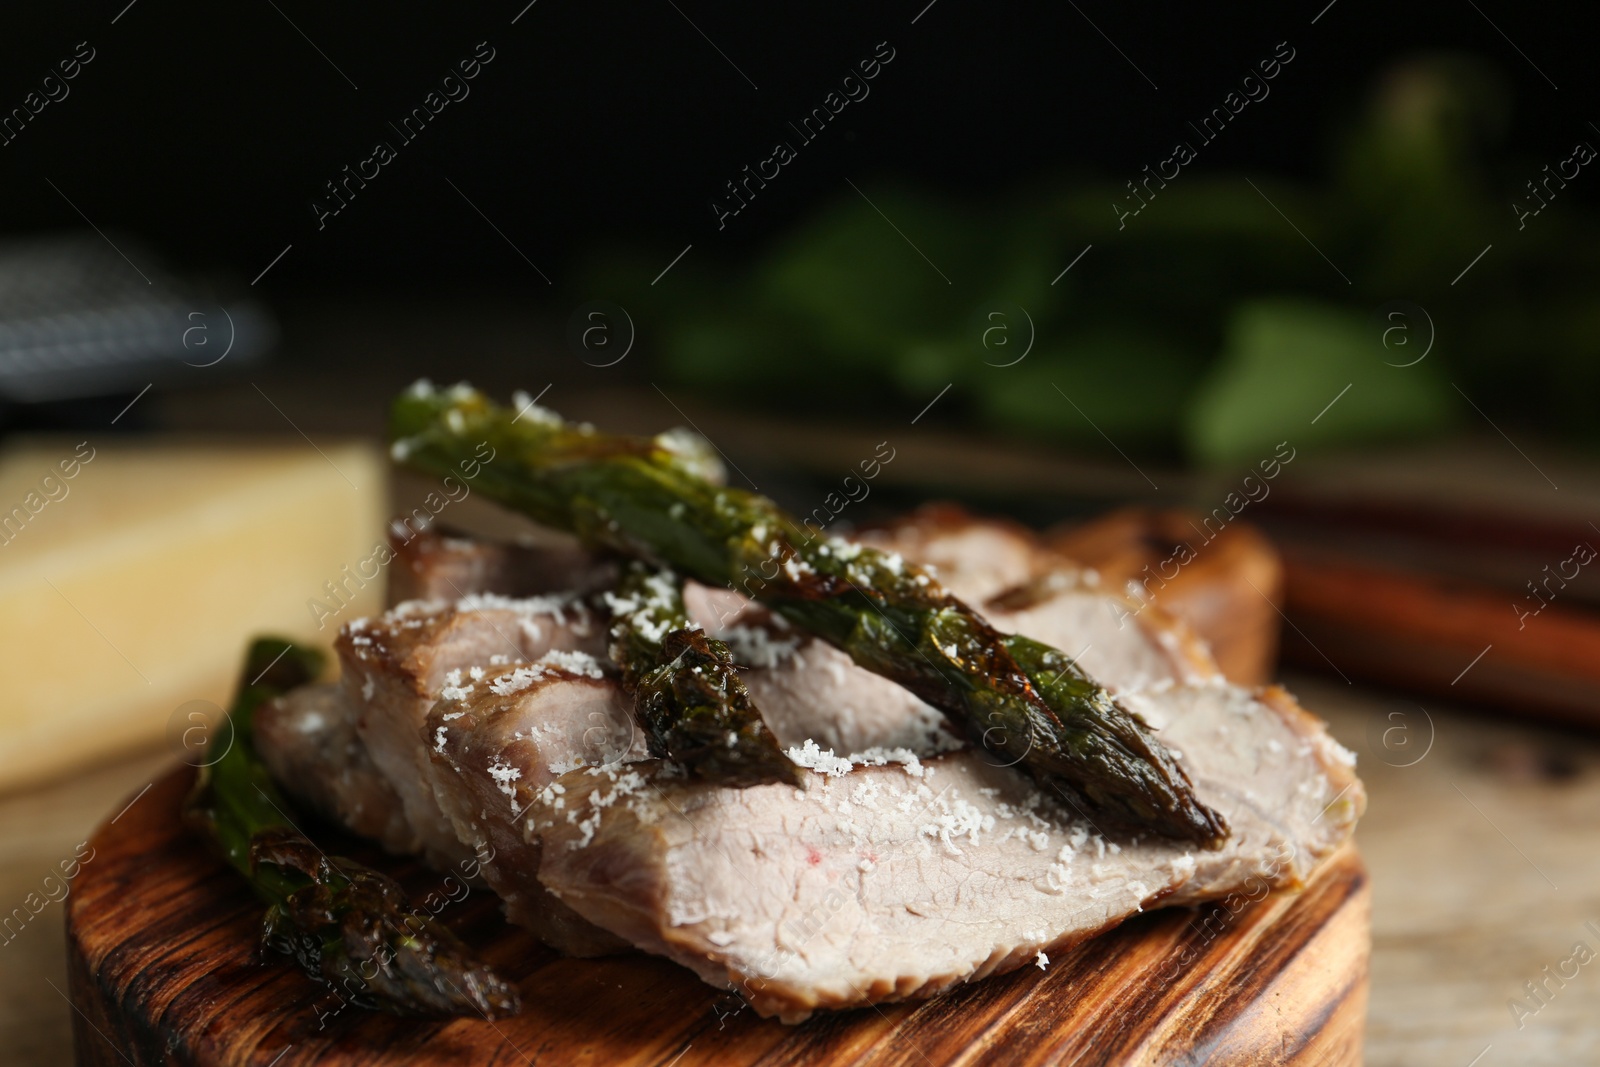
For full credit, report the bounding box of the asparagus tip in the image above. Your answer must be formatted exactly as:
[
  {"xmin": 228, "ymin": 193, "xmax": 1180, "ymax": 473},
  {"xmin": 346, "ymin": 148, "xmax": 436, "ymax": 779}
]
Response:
[{"xmin": 253, "ymin": 830, "xmax": 523, "ymax": 1019}]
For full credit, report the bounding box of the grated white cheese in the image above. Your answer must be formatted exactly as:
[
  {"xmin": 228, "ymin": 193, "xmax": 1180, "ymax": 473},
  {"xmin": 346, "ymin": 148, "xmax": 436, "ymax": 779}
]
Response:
[
  {"xmin": 788, "ymin": 739, "xmax": 854, "ymax": 777},
  {"xmin": 565, "ymin": 766, "xmax": 651, "ymax": 849},
  {"xmin": 486, "ymin": 758, "xmax": 523, "ymax": 807},
  {"xmin": 540, "ymin": 648, "xmax": 606, "ymax": 678},
  {"xmin": 719, "ymin": 625, "xmax": 801, "ymax": 668},
  {"xmin": 848, "ymin": 746, "xmax": 926, "ymax": 778},
  {"xmin": 919, "ymin": 796, "xmax": 995, "ymax": 854},
  {"xmin": 786, "ymin": 740, "xmax": 929, "ymax": 779},
  {"xmin": 488, "ymin": 667, "xmax": 543, "ymax": 696}
]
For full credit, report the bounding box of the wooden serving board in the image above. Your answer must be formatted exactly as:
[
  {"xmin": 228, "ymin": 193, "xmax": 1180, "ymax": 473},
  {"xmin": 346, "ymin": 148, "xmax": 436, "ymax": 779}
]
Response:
[{"xmin": 67, "ymin": 767, "xmax": 1369, "ymax": 1066}]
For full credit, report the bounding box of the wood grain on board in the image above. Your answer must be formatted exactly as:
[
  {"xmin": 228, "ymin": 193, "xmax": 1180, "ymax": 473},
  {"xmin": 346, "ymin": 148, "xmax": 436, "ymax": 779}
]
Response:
[{"xmin": 67, "ymin": 767, "xmax": 1368, "ymax": 1066}]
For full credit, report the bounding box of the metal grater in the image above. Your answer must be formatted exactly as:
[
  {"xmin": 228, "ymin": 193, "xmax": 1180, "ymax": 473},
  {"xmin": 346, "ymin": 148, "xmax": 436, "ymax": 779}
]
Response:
[{"xmin": 0, "ymin": 234, "xmax": 275, "ymax": 403}]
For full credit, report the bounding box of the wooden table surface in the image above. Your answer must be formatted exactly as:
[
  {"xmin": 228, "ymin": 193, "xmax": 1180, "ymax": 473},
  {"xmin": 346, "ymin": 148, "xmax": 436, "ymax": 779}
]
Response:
[{"xmin": 4, "ymin": 671, "xmax": 1595, "ymax": 1066}]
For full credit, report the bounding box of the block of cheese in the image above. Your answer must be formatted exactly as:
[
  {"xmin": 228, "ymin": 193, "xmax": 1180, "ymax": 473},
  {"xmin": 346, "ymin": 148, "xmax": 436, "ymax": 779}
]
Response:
[{"xmin": 0, "ymin": 438, "xmax": 386, "ymax": 791}]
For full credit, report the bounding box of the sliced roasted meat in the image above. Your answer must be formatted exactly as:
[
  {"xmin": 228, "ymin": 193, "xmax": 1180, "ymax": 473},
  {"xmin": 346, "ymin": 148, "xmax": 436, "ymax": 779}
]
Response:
[
  {"xmin": 1117, "ymin": 684, "xmax": 1359, "ymax": 905},
  {"xmin": 983, "ymin": 574, "xmax": 1220, "ymax": 692},
  {"xmin": 340, "ymin": 562, "xmax": 1201, "ymax": 841},
  {"xmin": 1046, "ymin": 507, "xmax": 1284, "ymax": 684},
  {"xmin": 744, "ymin": 640, "xmax": 957, "ymax": 756},
  {"xmin": 682, "ymin": 581, "xmax": 956, "ymax": 756},
  {"xmin": 255, "ymin": 683, "xmax": 413, "ymax": 854},
  {"xmin": 683, "ymin": 577, "xmax": 1215, "ymax": 761},
  {"xmin": 375, "ymin": 511, "xmax": 1214, "ymax": 773},
  {"xmin": 532, "ymin": 681, "xmax": 1363, "ymax": 1022},
  {"xmin": 316, "ymin": 520, "xmax": 1225, "ymax": 865},
  {"xmin": 423, "ymin": 653, "xmax": 646, "ymax": 956},
  {"xmin": 863, "ymin": 505, "xmax": 1221, "ymax": 690},
  {"xmin": 335, "ymin": 593, "xmax": 605, "ymax": 864},
  {"xmin": 857, "ymin": 503, "xmax": 1063, "ymax": 604},
  {"xmin": 387, "ymin": 522, "xmax": 617, "ymax": 606}
]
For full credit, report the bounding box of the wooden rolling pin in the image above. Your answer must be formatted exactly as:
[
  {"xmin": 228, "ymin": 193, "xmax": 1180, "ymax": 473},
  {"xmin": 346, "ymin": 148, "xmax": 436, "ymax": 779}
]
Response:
[
  {"xmin": 1279, "ymin": 549, "xmax": 1600, "ymax": 729},
  {"xmin": 1260, "ymin": 495, "xmax": 1600, "ymax": 729}
]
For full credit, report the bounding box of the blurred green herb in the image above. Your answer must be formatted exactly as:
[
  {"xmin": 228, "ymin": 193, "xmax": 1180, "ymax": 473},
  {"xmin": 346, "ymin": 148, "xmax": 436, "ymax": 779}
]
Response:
[{"xmin": 584, "ymin": 57, "xmax": 1600, "ymax": 465}]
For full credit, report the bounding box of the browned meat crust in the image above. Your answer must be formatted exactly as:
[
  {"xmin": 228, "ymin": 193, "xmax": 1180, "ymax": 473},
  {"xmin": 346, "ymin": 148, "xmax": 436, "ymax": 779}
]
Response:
[{"xmin": 386, "ymin": 523, "xmax": 617, "ymax": 606}]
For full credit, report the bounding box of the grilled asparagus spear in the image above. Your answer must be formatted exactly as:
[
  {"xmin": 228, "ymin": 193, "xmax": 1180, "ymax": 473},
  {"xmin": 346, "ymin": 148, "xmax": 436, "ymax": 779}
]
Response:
[
  {"xmin": 390, "ymin": 382, "xmax": 1227, "ymax": 845},
  {"xmin": 183, "ymin": 637, "xmax": 522, "ymax": 1018},
  {"xmin": 606, "ymin": 564, "xmax": 802, "ymax": 787}
]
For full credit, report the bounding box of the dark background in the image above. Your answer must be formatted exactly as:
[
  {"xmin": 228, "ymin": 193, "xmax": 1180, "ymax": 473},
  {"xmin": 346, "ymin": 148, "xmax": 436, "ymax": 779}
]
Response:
[{"xmin": 1, "ymin": 0, "xmax": 1591, "ymax": 290}]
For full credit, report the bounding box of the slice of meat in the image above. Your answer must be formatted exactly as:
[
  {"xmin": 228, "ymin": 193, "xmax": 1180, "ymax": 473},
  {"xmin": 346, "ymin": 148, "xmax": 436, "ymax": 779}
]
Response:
[
  {"xmin": 423, "ymin": 654, "xmax": 647, "ymax": 956},
  {"xmin": 1046, "ymin": 507, "xmax": 1284, "ymax": 684},
  {"xmin": 532, "ymin": 681, "xmax": 1363, "ymax": 1022},
  {"xmin": 683, "ymin": 582, "xmax": 958, "ymax": 757},
  {"xmin": 857, "ymin": 504, "xmax": 1231, "ymax": 687},
  {"xmin": 255, "ymin": 683, "xmax": 414, "ymax": 854},
  {"xmin": 744, "ymin": 641, "xmax": 957, "ymax": 756},
  {"xmin": 386, "ymin": 522, "xmax": 617, "ymax": 606},
  {"xmin": 335, "ymin": 593, "xmax": 605, "ymax": 864},
  {"xmin": 857, "ymin": 503, "xmax": 1062, "ymax": 604},
  {"xmin": 1118, "ymin": 684, "xmax": 1361, "ymax": 906},
  {"xmin": 683, "ymin": 577, "xmax": 1217, "ymax": 761},
  {"xmin": 983, "ymin": 575, "xmax": 1220, "ymax": 692}
]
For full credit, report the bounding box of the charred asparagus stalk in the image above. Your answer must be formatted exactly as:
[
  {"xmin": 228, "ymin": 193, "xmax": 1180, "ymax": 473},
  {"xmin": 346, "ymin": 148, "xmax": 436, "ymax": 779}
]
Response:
[
  {"xmin": 390, "ymin": 383, "xmax": 1227, "ymax": 845},
  {"xmin": 184, "ymin": 637, "xmax": 522, "ymax": 1018},
  {"xmin": 606, "ymin": 564, "xmax": 802, "ymax": 787}
]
